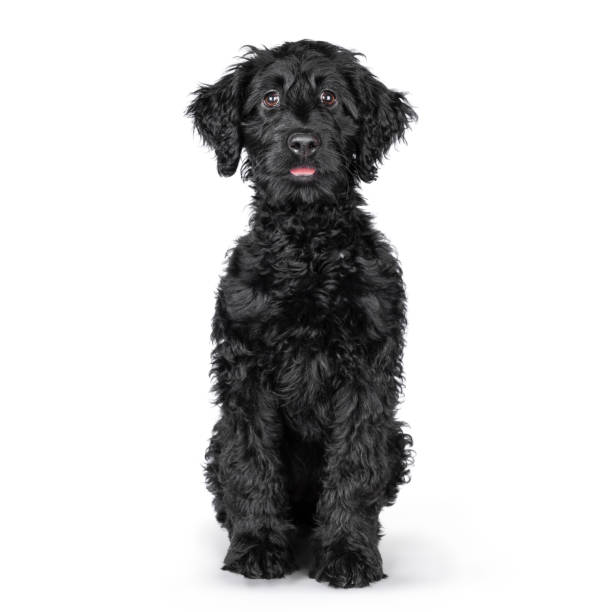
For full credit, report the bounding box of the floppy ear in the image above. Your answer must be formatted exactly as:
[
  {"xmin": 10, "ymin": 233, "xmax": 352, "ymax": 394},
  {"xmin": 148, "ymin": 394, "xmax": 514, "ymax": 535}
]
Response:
[
  {"xmin": 186, "ymin": 65, "xmax": 247, "ymax": 177},
  {"xmin": 349, "ymin": 62, "xmax": 417, "ymax": 183}
]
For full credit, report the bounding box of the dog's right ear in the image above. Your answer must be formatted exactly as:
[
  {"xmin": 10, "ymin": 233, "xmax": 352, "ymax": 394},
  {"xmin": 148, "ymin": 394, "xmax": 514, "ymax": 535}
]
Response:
[{"xmin": 186, "ymin": 64, "xmax": 248, "ymax": 177}]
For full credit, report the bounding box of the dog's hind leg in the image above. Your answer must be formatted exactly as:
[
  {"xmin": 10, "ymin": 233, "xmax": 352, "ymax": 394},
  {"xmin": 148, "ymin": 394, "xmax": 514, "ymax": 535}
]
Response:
[{"xmin": 204, "ymin": 420, "xmax": 227, "ymax": 527}]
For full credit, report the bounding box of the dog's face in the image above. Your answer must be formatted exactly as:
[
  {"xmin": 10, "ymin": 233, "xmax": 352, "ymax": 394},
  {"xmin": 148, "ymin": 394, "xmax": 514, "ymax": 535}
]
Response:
[{"xmin": 188, "ymin": 40, "xmax": 416, "ymax": 202}]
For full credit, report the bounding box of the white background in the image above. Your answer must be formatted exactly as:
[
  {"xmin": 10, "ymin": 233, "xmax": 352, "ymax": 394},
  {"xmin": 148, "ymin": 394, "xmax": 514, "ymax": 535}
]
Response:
[{"xmin": 1, "ymin": 1, "xmax": 611, "ymax": 610}]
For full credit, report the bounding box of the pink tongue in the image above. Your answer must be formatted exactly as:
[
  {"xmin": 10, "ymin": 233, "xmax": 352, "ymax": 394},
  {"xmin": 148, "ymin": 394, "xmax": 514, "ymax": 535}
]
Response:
[{"xmin": 290, "ymin": 167, "xmax": 316, "ymax": 176}]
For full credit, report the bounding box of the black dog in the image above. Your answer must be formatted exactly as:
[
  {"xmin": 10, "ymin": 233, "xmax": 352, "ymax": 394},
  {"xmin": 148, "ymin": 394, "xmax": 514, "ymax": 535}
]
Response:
[{"xmin": 187, "ymin": 40, "xmax": 417, "ymax": 588}]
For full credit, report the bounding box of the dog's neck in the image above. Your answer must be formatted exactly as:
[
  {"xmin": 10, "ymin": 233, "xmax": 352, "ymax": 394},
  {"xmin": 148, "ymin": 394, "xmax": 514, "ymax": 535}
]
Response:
[{"xmin": 248, "ymin": 186, "xmax": 367, "ymax": 243}]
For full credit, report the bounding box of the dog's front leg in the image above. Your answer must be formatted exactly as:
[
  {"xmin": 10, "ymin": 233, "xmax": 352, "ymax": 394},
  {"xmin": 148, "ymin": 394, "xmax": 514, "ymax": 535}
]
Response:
[
  {"xmin": 207, "ymin": 272, "xmax": 297, "ymax": 579},
  {"xmin": 216, "ymin": 388, "xmax": 296, "ymax": 579},
  {"xmin": 310, "ymin": 380, "xmax": 395, "ymax": 588}
]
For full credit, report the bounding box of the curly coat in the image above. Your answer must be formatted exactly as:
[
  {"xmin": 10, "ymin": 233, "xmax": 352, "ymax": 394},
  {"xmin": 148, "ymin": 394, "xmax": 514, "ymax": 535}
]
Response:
[{"xmin": 187, "ymin": 39, "xmax": 417, "ymax": 588}]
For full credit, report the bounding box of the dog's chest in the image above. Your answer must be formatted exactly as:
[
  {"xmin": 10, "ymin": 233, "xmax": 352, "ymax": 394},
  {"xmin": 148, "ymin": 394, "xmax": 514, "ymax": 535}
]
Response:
[
  {"xmin": 268, "ymin": 244, "xmax": 376, "ymax": 334},
  {"xmin": 225, "ymin": 238, "xmax": 390, "ymax": 348},
  {"xmin": 221, "ymin": 237, "xmax": 397, "ymax": 438}
]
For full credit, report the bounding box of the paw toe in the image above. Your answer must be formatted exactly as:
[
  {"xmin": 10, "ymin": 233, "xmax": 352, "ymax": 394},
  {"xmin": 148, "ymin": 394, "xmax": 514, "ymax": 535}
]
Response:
[
  {"xmin": 223, "ymin": 534, "xmax": 294, "ymax": 580},
  {"xmin": 310, "ymin": 548, "xmax": 385, "ymax": 588}
]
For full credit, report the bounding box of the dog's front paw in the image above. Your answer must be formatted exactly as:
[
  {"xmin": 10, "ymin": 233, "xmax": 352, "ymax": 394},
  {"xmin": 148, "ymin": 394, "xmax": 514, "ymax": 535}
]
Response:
[
  {"xmin": 310, "ymin": 543, "xmax": 386, "ymax": 588},
  {"xmin": 222, "ymin": 531, "xmax": 295, "ymax": 580}
]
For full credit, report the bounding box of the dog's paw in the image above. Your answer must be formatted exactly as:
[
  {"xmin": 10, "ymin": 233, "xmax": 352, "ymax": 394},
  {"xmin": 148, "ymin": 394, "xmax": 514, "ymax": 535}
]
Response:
[
  {"xmin": 222, "ymin": 532, "xmax": 295, "ymax": 580},
  {"xmin": 309, "ymin": 544, "xmax": 386, "ymax": 588}
]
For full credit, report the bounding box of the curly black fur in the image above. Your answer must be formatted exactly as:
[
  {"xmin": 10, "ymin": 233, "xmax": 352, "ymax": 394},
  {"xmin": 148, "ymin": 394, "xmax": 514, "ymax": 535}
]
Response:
[{"xmin": 187, "ymin": 40, "xmax": 417, "ymax": 588}]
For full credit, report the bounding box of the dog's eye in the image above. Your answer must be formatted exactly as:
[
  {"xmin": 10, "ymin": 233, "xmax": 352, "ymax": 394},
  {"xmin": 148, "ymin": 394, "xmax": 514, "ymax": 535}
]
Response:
[
  {"xmin": 262, "ymin": 91, "xmax": 281, "ymax": 108},
  {"xmin": 320, "ymin": 90, "xmax": 337, "ymax": 106}
]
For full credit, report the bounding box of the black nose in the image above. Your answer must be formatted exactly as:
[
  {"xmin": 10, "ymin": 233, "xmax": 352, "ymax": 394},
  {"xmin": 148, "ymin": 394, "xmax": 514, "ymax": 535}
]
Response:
[{"xmin": 287, "ymin": 132, "xmax": 321, "ymax": 157}]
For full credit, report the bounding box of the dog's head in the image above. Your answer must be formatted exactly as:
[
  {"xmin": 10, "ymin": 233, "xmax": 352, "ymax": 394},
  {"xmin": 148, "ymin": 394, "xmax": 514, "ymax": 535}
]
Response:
[{"xmin": 187, "ymin": 40, "xmax": 416, "ymax": 200}]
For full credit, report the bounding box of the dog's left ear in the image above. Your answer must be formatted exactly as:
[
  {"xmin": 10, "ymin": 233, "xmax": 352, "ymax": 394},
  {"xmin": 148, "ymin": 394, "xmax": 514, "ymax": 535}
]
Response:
[
  {"xmin": 347, "ymin": 61, "xmax": 417, "ymax": 183},
  {"xmin": 186, "ymin": 63, "xmax": 249, "ymax": 177}
]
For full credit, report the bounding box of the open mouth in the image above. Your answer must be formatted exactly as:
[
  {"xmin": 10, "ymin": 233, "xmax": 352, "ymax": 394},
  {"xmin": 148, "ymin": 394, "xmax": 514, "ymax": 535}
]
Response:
[{"xmin": 290, "ymin": 166, "xmax": 316, "ymax": 177}]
